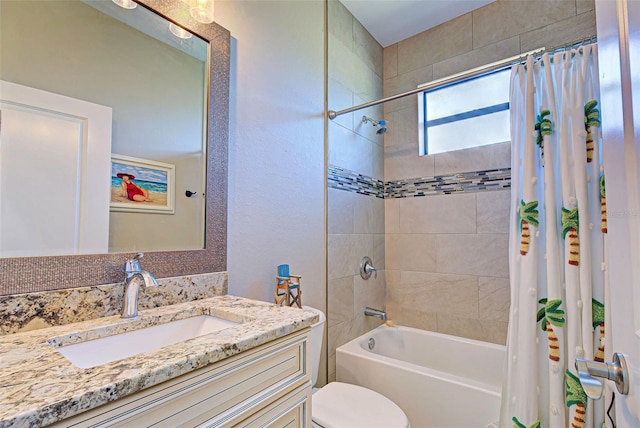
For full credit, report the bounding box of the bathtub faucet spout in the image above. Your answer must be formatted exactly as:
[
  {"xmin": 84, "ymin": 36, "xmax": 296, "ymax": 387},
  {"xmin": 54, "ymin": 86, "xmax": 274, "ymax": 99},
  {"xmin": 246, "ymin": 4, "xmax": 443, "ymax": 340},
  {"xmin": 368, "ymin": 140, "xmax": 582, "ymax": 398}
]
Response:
[{"xmin": 364, "ymin": 307, "xmax": 387, "ymax": 321}]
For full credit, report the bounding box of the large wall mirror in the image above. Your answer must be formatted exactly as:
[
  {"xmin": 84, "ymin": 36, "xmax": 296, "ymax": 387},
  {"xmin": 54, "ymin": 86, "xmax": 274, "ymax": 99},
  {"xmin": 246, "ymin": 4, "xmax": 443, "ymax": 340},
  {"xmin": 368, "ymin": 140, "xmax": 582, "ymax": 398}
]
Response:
[{"xmin": 0, "ymin": 0, "xmax": 229, "ymax": 295}]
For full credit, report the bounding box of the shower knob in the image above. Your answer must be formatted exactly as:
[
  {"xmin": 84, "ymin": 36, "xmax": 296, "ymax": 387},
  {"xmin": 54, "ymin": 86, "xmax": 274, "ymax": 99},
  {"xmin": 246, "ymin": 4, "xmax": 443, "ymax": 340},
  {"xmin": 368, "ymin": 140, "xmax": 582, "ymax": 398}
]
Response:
[{"xmin": 360, "ymin": 256, "xmax": 377, "ymax": 280}]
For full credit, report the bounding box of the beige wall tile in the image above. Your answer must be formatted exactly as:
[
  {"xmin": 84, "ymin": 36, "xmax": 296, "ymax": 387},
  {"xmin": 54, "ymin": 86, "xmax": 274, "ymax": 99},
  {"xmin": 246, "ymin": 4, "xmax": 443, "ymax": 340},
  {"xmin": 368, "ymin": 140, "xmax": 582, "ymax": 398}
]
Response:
[
  {"xmin": 373, "ymin": 234, "xmax": 385, "ymax": 270},
  {"xmin": 328, "ymin": 314, "xmax": 382, "ymax": 374},
  {"xmin": 479, "ymin": 276, "xmax": 510, "ymax": 322},
  {"xmin": 386, "ymin": 302, "xmax": 437, "ymax": 330},
  {"xmin": 328, "ymin": 318, "xmax": 360, "ymax": 355},
  {"xmin": 386, "ymin": 270, "xmax": 479, "ymax": 317},
  {"xmin": 477, "ymin": 190, "xmax": 512, "ymax": 234},
  {"xmin": 432, "ymin": 36, "xmax": 520, "ymax": 80},
  {"xmin": 328, "ymin": 188, "xmax": 354, "ymax": 235},
  {"xmin": 329, "ymin": 121, "xmax": 374, "ymax": 177},
  {"xmin": 353, "ymin": 18, "xmax": 383, "ymax": 78},
  {"xmin": 397, "ymin": 13, "xmax": 472, "ymax": 75},
  {"xmin": 355, "ymin": 74, "xmax": 384, "ymax": 104},
  {"xmin": 472, "ymin": 1, "xmax": 576, "ymax": 49},
  {"xmin": 520, "ymin": 10, "xmax": 596, "ymax": 53},
  {"xmin": 372, "ymin": 72, "xmax": 384, "ymax": 102},
  {"xmin": 328, "ymin": 34, "xmax": 355, "ymax": 84},
  {"xmin": 386, "ymin": 234, "xmax": 437, "ymax": 271},
  {"xmin": 478, "ymin": 319, "xmax": 509, "ymax": 345},
  {"xmin": 399, "ymin": 193, "xmax": 477, "ymax": 234},
  {"xmin": 328, "ymin": 276, "xmax": 355, "ymax": 327},
  {"xmin": 434, "ymin": 142, "xmax": 511, "ymax": 176},
  {"xmin": 354, "ymin": 272, "xmax": 386, "ymax": 316},
  {"xmin": 383, "ymin": 43, "xmax": 398, "ymax": 79},
  {"xmin": 436, "ymin": 313, "xmax": 486, "ymax": 341},
  {"xmin": 329, "ymin": 34, "xmax": 380, "ymax": 103},
  {"xmin": 328, "ymin": 0, "xmax": 352, "ymax": 50},
  {"xmin": 354, "ymin": 193, "xmax": 385, "ymax": 234},
  {"xmin": 576, "ymin": 0, "xmax": 595, "ymax": 15},
  {"xmin": 372, "ymin": 140, "xmax": 384, "ymax": 180},
  {"xmin": 383, "ymin": 65, "xmax": 431, "ymax": 114},
  {"xmin": 383, "ymin": 106, "xmax": 419, "ymax": 148},
  {"xmin": 385, "ymin": 199, "xmax": 400, "ymax": 234},
  {"xmin": 436, "ymin": 234, "xmax": 509, "ymax": 277},
  {"xmin": 328, "ymin": 233, "xmax": 373, "ymax": 279},
  {"xmin": 327, "ymin": 320, "xmax": 352, "ymax": 376},
  {"xmin": 385, "ymin": 143, "xmax": 435, "ymax": 181},
  {"xmin": 328, "ymin": 77, "xmax": 355, "ymax": 131},
  {"xmin": 353, "ymin": 98, "xmax": 385, "ymax": 180},
  {"xmin": 437, "ymin": 314, "xmax": 508, "ymax": 345}
]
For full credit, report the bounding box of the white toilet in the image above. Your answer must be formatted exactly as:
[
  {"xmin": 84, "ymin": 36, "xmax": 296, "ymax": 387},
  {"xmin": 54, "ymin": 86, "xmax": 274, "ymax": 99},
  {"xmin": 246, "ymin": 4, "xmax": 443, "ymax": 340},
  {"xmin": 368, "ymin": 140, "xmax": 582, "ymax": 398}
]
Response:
[{"xmin": 303, "ymin": 306, "xmax": 410, "ymax": 428}]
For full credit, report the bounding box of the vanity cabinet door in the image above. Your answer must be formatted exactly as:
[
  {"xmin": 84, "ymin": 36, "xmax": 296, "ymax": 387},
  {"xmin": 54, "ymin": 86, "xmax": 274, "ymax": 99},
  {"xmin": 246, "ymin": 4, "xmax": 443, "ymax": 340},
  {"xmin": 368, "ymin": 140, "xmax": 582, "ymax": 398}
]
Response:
[
  {"xmin": 54, "ymin": 329, "xmax": 311, "ymax": 428},
  {"xmin": 233, "ymin": 385, "xmax": 311, "ymax": 428}
]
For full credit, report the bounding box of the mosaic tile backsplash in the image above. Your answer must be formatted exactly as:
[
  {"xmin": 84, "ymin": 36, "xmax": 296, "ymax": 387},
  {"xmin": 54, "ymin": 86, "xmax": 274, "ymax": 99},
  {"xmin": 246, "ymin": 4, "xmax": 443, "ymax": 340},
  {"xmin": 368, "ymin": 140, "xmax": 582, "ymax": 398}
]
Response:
[
  {"xmin": 328, "ymin": 165, "xmax": 385, "ymax": 198},
  {"xmin": 385, "ymin": 168, "xmax": 511, "ymax": 198},
  {"xmin": 328, "ymin": 164, "xmax": 511, "ymax": 199},
  {"xmin": 0, "ymin": 271, "xmax": 228, "ymax": 335}
]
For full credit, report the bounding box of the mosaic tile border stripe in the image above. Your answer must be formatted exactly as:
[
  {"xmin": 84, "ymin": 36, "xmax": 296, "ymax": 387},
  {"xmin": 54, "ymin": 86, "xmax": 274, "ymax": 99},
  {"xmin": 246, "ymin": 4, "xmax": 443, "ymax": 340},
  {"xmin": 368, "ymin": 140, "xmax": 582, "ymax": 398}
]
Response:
[
  {"xmin": 328, "ymin": 165, "xmax": 385, "ymax": 198},
  {"xmin": 328, "ymin": 165, "xmax": 511, "ymax": 199},
  {"xmin": 386, "ymin": 168, "xmax": 511, "ymax": 198}
]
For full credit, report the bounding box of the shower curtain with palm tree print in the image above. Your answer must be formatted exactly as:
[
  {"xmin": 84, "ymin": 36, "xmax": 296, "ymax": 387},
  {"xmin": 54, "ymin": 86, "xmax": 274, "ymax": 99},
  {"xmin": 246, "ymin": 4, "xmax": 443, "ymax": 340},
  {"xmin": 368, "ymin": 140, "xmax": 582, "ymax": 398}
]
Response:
[{"xmin": 500, "ymin": 43, "xmax": 613, "ymax": 428}]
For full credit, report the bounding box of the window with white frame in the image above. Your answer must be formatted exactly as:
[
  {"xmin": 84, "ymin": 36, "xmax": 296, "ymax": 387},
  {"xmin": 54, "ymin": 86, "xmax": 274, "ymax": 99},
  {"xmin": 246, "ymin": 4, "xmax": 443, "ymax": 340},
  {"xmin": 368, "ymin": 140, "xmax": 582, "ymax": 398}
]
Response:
[{"xmin": 418, "ymin": 68, "xmax": 511, "ymax": 155}]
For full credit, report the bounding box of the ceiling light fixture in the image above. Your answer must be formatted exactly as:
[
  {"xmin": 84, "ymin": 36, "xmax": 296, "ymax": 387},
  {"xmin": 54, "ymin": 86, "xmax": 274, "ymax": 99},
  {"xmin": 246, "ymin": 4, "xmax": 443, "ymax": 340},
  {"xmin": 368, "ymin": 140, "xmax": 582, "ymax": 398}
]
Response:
[
  {"xmin": 111, "ymin": 0, "xmax": 137, "ymax": 10},
  {"xmin": 169, "ymin": 23, "xmax": 193, "ymax": 39},
  {"xmin": 189, "ymin": 0, "xmax": 214, "ymax": 24}
]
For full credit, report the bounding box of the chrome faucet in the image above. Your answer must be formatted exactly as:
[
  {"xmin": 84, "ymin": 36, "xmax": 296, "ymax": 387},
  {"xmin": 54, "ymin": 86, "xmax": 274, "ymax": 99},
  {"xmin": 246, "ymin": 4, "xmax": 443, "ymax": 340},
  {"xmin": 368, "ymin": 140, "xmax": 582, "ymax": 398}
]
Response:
[
  {"xmin": 121, "ymin": 253, "xmax": 159, "ymax": 318},
  {"xmin": 364, "ymin": 307, "xmax": 387, "ymax": 321}
]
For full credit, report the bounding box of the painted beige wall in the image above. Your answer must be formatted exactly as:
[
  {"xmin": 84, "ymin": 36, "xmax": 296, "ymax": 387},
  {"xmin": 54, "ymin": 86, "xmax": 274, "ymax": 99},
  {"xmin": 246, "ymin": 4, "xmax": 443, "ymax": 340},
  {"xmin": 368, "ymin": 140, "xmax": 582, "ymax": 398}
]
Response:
[
  {"xmin": 327, "ymin": 0, "xmax": 385, "ymax": 382},
  {"xmin": 1, "ymin": 0, "xmax": 206, "ymax": 253},
  {"xmin": 383, "ymin": 0, "xmax": 597, "ymax": 344},
  {"xmin": 214, "ymin": 0, "xmax": 326, "ymax": 383}
]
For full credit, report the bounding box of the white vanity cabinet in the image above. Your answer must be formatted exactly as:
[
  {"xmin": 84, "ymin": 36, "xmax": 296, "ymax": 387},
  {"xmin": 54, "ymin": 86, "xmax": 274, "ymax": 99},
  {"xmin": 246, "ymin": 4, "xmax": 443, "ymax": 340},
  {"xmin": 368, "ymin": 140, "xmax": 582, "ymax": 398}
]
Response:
[{"xmin": 52, "ymin": 329, "xmax": 312, "ymax": 427}]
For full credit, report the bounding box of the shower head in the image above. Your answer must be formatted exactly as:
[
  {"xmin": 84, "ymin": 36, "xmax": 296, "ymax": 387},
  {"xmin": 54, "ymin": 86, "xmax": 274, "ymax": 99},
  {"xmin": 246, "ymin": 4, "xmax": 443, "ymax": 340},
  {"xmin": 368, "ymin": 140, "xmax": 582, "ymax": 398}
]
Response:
[
  {"xmin": 376, "ymin": 120, "xmax": 387, "ymax": 135},
  {"xmin": 362, "ymin": 115, "xmax": 388, "ymax": 135}
]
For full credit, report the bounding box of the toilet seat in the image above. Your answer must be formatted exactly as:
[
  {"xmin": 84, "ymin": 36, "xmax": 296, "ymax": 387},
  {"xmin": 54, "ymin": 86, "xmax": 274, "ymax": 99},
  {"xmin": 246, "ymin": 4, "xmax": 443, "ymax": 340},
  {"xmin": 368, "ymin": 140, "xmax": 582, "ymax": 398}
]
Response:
[{"xmin": 312, "ymin": 382, "xmax": 409, "ymax": 428}]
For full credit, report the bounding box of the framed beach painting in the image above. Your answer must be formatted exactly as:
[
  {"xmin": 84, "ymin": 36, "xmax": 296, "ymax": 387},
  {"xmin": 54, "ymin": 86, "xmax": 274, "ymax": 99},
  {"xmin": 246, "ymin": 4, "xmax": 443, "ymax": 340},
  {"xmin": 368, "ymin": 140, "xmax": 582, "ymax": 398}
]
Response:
[{"xmin": 110, "ymin": 154, "xmax": 175, "ymax": 214}]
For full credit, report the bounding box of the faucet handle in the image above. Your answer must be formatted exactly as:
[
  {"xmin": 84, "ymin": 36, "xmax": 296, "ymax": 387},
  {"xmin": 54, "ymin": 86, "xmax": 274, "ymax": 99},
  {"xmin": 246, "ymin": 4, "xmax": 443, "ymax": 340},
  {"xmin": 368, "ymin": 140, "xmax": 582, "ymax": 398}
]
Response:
[
  {"xmin": 125, "ymin": 253, "xmax": 144, "ymax": 273},
  {"xmin": 360, "ymin": 256, "xmax": 378, "ymax": 280}
]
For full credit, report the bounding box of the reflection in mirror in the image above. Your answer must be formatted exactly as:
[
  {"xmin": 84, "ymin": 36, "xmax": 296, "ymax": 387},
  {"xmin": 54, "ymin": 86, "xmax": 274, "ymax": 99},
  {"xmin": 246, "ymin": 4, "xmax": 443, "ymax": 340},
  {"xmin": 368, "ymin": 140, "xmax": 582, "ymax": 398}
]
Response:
[
  {"xmin": 1, "ymin": 0, "xmax": 208, "ymax": 257},
  {"xmin": 0, "ymin": 0, "xmax": 229, "ymax": 296}
]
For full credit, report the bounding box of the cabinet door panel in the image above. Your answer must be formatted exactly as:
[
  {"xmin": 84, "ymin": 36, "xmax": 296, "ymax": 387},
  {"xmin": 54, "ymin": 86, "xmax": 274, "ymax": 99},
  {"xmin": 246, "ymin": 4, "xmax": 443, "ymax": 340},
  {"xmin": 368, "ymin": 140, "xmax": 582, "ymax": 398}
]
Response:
[
  {"xmin": 233, "ymin": 385, "xmax": 311, "ymax": 428},
  {"xmin": 55, "ymin": 330, "xmax": 310, "ymax": 428}
]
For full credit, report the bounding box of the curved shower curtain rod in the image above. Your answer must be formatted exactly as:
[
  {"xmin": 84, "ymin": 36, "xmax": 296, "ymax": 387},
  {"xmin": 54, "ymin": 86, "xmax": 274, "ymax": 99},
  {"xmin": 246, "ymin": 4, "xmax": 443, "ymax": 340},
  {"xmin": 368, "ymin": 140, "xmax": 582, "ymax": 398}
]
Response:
[{"xmin": 327, "ymin": 35, "xmax": 597, "ymax": 120}]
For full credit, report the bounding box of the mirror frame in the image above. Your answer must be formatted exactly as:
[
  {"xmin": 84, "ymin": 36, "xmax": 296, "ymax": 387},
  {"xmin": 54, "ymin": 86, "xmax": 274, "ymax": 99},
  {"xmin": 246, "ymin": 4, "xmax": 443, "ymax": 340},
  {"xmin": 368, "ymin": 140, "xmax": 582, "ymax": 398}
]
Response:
[{"xmin": 0, "ymin": 0, "xmax": 229, "ymax": 296}]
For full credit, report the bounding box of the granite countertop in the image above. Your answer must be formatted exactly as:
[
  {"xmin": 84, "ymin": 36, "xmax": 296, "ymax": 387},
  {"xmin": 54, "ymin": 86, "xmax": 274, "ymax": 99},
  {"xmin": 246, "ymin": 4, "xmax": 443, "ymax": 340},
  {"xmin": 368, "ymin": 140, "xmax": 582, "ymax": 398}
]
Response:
[{"xmin": 0, "ymin": 295, "xmax": 318, "ymax": 427}]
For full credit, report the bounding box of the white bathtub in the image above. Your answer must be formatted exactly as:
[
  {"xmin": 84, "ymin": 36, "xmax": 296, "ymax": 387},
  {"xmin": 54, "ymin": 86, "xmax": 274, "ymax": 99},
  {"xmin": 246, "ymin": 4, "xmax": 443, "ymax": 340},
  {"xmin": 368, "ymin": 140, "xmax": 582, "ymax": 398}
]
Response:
[{"xmin": 336, "ymin": 324, "xmax": 506, "ymax": 428}]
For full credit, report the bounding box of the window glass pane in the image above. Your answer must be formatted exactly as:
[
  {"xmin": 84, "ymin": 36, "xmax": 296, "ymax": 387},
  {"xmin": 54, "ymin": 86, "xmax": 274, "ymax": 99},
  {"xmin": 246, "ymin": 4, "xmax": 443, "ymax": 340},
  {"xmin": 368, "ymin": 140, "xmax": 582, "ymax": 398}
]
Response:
[
  {"xmin": 426, "ymin": 109, "xmax": 510, "ymax": 154},
  {"xmin": 426, "ymin": 69, "xmax": 510, "ymax": 121}
]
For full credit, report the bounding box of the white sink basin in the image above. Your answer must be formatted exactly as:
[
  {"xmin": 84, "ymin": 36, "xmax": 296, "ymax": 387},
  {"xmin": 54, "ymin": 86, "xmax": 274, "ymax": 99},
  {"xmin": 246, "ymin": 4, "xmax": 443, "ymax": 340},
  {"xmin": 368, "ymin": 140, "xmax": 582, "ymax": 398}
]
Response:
[{"xmin": 53, "ymin": 315, "xmax": 240, "ymax": 368}]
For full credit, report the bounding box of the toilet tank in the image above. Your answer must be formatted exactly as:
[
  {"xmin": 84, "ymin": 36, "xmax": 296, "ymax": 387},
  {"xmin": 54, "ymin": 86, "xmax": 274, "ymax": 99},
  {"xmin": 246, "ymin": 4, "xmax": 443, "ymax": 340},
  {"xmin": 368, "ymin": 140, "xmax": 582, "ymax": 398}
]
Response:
[{"xmin": 302, "ymin": 306, "xmax": 325, "ymax": 386}]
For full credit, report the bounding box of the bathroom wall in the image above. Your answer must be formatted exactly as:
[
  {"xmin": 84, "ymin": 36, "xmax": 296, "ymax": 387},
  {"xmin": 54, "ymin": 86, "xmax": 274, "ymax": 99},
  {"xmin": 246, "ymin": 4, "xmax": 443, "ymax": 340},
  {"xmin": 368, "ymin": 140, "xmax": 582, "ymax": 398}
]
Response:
[
  {"xmin": 327, "ymin": 0, "xmax": 385, "ymax": 382},
  {"xmin": 214, "ymin": 1, "xmax": 325, "ymax": 311},
  {"xmin": 214, "ymin": 0, "xmax": 327, "ymax": 383},
  {"xmin": 383, "ymin": 0, "xmax": 597, "ymax": 344},
  {"xmin": 2, "ymin": 0, "xmax": 325, "ymax": 305}
]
